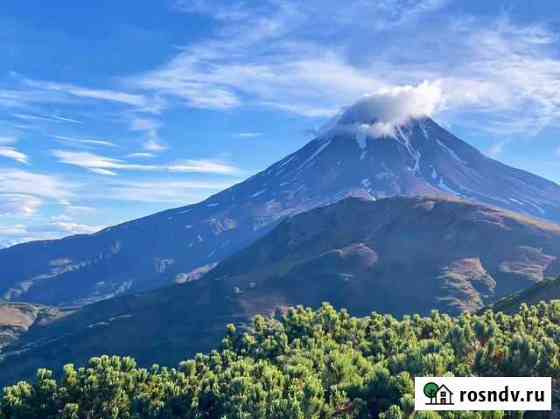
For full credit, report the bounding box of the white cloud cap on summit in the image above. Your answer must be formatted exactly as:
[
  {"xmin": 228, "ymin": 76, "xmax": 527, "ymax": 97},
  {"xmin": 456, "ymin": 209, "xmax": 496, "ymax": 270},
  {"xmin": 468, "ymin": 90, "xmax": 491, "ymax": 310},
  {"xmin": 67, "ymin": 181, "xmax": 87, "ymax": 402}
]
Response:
[
  {"xmin": 339, "ymin": 82, "xmax": 443, "ymax": 125},
  {"xmin": 334, "ymin": 82, "xmax": 444, "ymax": 136}
]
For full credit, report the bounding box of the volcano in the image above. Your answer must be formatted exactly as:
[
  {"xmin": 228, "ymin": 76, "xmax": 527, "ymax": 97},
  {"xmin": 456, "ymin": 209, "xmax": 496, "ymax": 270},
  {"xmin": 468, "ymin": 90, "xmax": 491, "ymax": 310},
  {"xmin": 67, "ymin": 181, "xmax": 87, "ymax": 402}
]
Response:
[{"xmin": 2, "ymin": 106, "xmax": 560, "ymax": 306}]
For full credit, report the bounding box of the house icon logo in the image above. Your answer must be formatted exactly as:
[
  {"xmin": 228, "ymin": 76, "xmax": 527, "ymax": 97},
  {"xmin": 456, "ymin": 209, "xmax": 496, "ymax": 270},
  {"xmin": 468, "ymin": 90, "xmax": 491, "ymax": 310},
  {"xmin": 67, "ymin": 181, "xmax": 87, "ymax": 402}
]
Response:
[{"xmin": 423, "ymin": 382, "xmax": 455, "ymax": 406}]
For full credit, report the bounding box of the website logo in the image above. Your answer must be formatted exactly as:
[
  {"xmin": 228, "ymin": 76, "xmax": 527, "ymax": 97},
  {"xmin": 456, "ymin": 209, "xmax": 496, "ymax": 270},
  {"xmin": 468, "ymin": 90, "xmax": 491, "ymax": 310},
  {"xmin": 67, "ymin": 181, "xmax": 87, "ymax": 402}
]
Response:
[
  {"xmin": 423, "ymin": 382, "xmax": 455, "ymax": 406},
  {"xmin": 415, "ymin": 377, "xmax": 551, "ymax": 411}
]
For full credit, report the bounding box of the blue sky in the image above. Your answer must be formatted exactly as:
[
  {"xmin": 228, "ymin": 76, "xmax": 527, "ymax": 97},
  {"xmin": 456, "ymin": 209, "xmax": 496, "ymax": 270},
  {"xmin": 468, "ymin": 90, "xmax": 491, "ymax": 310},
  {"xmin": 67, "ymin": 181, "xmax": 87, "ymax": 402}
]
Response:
[{"xmin": 1, "ymin": 0, "xmax": 560, "ymax": 246}]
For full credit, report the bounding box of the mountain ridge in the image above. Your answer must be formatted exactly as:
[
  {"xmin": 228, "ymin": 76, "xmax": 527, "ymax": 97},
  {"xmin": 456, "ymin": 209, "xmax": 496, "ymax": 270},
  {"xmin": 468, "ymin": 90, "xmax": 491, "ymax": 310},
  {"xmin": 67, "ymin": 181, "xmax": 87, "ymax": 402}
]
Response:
[
  {"xmin": 2, "ymin": 116, "xmax": 560, "ymax": 306},
  {"xmin": 1, "ymin": 195, "xmax": 560, "ymax": 385}
]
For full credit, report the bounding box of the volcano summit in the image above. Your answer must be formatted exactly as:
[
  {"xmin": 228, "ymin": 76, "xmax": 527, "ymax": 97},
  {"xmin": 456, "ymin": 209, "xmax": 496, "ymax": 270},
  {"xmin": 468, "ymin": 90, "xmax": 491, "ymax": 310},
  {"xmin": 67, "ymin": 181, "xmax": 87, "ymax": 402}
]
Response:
[{"xmin": 1, "ymin": 99, "xmax": 560, "ymax": 307}]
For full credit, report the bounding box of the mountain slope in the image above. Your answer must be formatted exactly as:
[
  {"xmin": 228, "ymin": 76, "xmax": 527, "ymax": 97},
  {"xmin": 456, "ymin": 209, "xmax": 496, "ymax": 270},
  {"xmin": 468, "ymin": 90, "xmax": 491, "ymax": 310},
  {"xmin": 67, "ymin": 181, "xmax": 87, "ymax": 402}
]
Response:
[
  {"xmin": 490, "ymin": 277, "xmax": 560, "ymax": 313},
  {"xmin": 2, "ymin": 112, "xmax": 560, "ymax": 306},
  {"xmin": 2, "ymin": 196, "xmax": 560, "ymax": 385},
  {"xmin": 0, "ymin": 302, "xmax": 70, "ymax": 348},
  {"xmin": 203, "ymin": 196, "xmax": 560, "ymax": 315}
]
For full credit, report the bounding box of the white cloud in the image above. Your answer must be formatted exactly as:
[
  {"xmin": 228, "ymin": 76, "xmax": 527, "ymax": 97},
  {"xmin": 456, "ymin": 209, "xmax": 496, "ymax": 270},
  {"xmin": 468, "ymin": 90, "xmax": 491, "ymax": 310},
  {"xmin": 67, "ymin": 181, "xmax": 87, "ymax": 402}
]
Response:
[
  {"xmin": 130, "ymin": 117, "xmax": 167, "ymax": 152},
  {"xmin": 53, "ymin": 135, "xmax": 117, "ymax": 148},
  {"xmin": 130, "ymin": 2, "xmax": 387, "ymax": 116},
  {"xmin": 172, "ymin": 0, "xmax": 255, "ymax": 21},
  {"xmin": 173, "ymin": 0, "xmax": 448, "ymax": 29},
  {"xmin": 22, "ymin": 79, "xmax": 148, "ymax": 107},
  {"xmin": 128, "ymin": 4, "xmax": 560, "ymax": 136},
  {"xmin": 0, "ymin": 88, "xmax": 74, "ymax": 110},
  {"xmin": 0, "ymin": 224, "xmax": 44, "ymax": 248},
  {"xmin": 144, "ymin": 139, "xmax": 167, "ymax": 152},
  {"xmin": 318, "ymin": 82, "xmax": 444, "ymax": 138},
  {"xmin": 0, "ymin": 169, "xmax": 75, "ymax": 217},
  {"xmin": 0, "ymin": 218, "xmax": 104, "ymax": 248},
  {"xmin": 13, "ymin": 113, "xmax": 82, "ymax": 124},
  {"xmin": 52, "ymin": 150, "xmax": 241, "ymax": 176},
  {"xmin": 127, "ymin": 152, "xmax": 156, "ymax": 159},
  {"xmin": 487, "ymin": 140, "xmax": 511, "ymax": 158},
  {"xmin": 131, "ymin": 48, "xmax": 380, "ymax": 116},
  {"xmin": 130, "ymin": 0, "xmax": 449, "ymax": 117},
  {"xmin": 0, "ymin": 170, "xmax": 75, "ymax": 201},
  {"xmin": 169, "ymin": 160, "xmax": 241, "ymax": 174},
  {"xmin": 89, "ymin": 168, "xmax": 118, "ymax": 176},
  {"xmin": 49, "ymin": 115, "xmax": 82, "ymax": 124},
  {"xmin": 65, "ymin": 205, "xmax": 97, "ymax": 215},
  {"xmin": 93, "ymin": 179, "xmax": 238, "ymax": 203},
  {"xmin": 0, "ymin": 146, "xmax": 29, "ymax": 164},
  {"xmin": 48, "ymin": 221, "xmax": 103, "ymax": 235},
  {"xmin": 237, "ymin": 132, "xmax": 263, "ymax": 138},
  {"xmin": 0, "ymin": 194, "xmax": 42, "ymax": 217},
  {"xmin": 0, "ymin": 224, "xmax": 29, "ymax": 236},
  {"xmin": 52, "ymin": 150, "xmax": 151, "ymax": 174},
  {"xmin": 368, "ymin": 0, "xmax": 450, "ymax": 29},
  {"xmin": 335, "ymin": 82, "xmax": 443, "ymax": 130}
]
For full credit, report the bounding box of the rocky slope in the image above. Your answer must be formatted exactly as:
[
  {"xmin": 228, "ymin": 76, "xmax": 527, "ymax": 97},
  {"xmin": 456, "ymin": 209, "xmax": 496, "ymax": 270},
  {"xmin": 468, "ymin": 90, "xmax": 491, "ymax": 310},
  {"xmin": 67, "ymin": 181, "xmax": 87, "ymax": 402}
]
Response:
[{"xmin": 0, "ymin": 302, "xmax": 70, "ymax": 349}]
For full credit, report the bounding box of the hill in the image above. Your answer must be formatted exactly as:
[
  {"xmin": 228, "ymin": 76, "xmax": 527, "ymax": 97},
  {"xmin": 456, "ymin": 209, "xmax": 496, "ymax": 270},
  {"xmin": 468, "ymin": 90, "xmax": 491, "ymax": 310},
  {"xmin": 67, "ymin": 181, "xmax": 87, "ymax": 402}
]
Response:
[
  {"xmin": 1, "ymin": 196, "xmax": 559, "ymax": 386},
  {"xmin": 2, "ymin": 111, "xmax": 560, "ymax": 307},
  {"xmin": 2, "ymin": 301, "xmax": 559, "ymax": 418},
  {"xmin": 490, "ymin": 277, "xmax": 560, "ymax": 314},
  {"xmin": 0, "ymin": 302, "xmax": 70, "ymax": 349}
]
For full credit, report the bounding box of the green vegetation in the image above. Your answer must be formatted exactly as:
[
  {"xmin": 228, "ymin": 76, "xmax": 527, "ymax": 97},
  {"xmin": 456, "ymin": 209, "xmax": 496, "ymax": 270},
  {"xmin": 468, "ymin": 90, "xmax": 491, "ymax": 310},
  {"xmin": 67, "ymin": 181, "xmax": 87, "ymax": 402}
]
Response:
[{"xmin": 1, "ymin": 301, "xmax": 559, "ymax": 418}]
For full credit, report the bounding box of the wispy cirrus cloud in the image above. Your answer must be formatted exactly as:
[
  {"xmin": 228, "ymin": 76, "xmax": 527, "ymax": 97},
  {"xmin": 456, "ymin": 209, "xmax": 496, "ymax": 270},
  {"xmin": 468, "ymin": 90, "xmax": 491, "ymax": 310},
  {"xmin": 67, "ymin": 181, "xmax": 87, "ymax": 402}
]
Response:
[
  {"xmin": 0, "ymin": 169, "xmax": 233, "ymax": 244},
  {"xmin": 130, "ymin": 0, "xmax": 450, "ymax": 116},
  {"xmin": 0, "ymin": 146, "xmax": 29, "ymax": 164},
  {"xmin": 236, "ymin": 132, "xmax": 263, "ymax": 138},
  {"xmin": 53, "ymin": 135, "xmax": 117, "ymax": 148},
  {"xmin": 486, "ymin": 139, "xmax": 514, "ymax": 158},
  {"xmin": 174, "ymin": 0, "xmax": 449, "ymax": 28},
  {"xmin": 21, "ymin": 78, "xmax": 149, "ymax": 108},
  {"xmin": 52, "ymin": 150, "xmax": 242, "ymax": 176},
  {"xmin": 0, "ymin": 195, "xmax": 43, "ymax": 217},
  {"xmin": 13, "ymin": 113, "xmax": 82, "ymax": 124},
  {"xmin": 127, "ymin": 152, "xmax": 156, "ymax": 159},
  {"xmin": 0, "ymin": 219, "xmax": 104, "ymax": 247},
  {"xmin": 129, "ymin": 117, "xmax": 167, "ymax": 152},
  {"xmin": 0, "ymin": 74, "xmax": 163, "ymax": 128},
  {"xmin": 92, "ymin": 179, "xmax": 237, "ymax": 204},
  {"xmin": 47, "ymin": 221, "xmax": 104, "ymax": 235},
  {"xmin": 127, "ymin": 2, "xmax": 560, "ymax": 137},
  {"xmin": 0, "ymin": 169, "xmax": 76, "ymax": 217}
]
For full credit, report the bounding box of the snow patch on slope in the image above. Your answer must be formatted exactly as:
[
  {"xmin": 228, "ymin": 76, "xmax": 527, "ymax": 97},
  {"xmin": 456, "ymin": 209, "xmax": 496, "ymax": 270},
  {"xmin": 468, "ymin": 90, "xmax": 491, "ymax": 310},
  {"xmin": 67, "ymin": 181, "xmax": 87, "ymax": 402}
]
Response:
[
  {"xmin": 436, "ymin": 139, "xmax": 466, "ymax": 164},
  {"xmin": 438, "ymin": 178, "xmax": 462, "ymax": 197},
  {"xmin": 251, "ymin": 189, "xmax": 267, "ymax": 198},
  {"xmin": 396, "ymin": 125, "xmax": 421, "ymax": 174},
  {"xmin": 356, "ymin": 131, "xmax": 367, "ymax": 150},
  {"xmin": 298, "ymin": 139, "xmax": 332, "ymax": 170}
]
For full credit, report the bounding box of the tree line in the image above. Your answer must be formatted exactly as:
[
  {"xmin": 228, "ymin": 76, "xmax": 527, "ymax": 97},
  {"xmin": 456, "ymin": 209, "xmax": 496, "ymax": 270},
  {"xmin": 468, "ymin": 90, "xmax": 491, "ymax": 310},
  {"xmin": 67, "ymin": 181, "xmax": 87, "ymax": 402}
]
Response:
[{"xmin": 1, "ymin": 301, "xmax": 559, "ymax": 418}]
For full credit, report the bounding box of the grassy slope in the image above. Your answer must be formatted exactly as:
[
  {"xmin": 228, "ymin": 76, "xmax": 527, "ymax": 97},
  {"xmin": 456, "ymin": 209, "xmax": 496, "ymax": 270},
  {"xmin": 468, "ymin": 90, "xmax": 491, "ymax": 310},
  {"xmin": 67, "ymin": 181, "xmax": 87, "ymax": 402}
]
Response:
[
  {"xmin": 490, "ymin": 276, "xmax": 560, "ymax": 314},
  {"xmin": 0, "ymin": 303, "xmax": 71, "ymax": 348}
]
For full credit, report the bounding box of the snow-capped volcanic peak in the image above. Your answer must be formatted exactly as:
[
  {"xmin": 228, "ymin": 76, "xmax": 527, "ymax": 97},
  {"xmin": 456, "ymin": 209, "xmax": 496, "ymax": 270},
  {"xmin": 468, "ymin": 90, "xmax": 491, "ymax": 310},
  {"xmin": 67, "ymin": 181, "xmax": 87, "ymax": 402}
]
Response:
[{"xmin": 3, "ymin": 85, "xmax": 560, "ymax": 308}]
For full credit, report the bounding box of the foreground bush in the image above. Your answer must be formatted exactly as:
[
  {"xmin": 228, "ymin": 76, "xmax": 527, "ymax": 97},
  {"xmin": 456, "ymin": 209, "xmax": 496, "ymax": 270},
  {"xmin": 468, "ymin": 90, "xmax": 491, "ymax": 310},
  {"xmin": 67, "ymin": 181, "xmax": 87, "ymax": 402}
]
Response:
[{"xmin": 1, "ymin": 302, "xmax": 559, "ymax": 418}]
